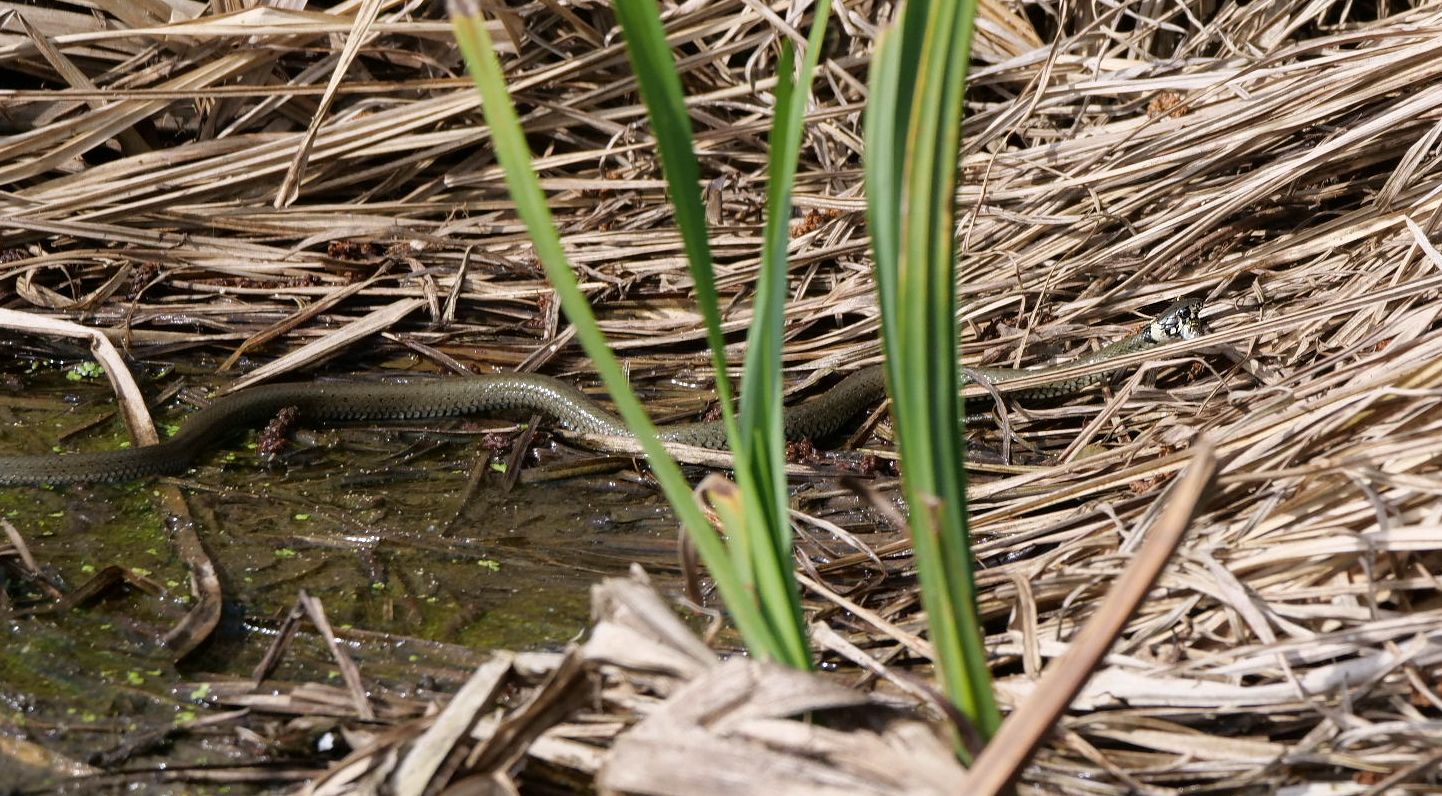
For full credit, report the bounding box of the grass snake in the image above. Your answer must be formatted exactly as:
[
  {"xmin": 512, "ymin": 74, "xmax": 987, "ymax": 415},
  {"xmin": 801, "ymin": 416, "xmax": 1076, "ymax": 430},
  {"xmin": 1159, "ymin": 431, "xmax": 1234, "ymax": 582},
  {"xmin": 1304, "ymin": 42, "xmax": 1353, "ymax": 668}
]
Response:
[{"xmin": 0, "ymin": 298, "xmax": 1205, "ymax": 486}]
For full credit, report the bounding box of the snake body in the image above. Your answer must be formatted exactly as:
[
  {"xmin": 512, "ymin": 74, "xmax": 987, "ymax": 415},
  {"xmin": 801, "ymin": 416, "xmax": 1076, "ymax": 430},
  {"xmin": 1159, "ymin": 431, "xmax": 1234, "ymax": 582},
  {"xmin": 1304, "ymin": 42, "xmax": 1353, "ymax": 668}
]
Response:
[{"xmin": 0, "ymin": 299, "xmax": 1204, "ymax": 486}]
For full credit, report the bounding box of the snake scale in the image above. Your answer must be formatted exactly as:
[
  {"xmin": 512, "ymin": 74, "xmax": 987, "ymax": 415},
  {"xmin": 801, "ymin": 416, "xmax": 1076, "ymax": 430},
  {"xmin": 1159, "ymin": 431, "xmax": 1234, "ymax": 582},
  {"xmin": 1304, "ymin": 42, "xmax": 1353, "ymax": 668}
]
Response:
[{"xmin": 0, "ymin": 299, "xmax": 1205, "ymax": 486}]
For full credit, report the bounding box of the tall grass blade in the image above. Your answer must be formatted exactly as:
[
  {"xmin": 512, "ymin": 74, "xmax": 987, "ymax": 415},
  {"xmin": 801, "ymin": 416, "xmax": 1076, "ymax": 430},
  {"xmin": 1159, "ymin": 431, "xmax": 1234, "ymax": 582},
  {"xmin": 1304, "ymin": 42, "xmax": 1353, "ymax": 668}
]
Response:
[
  {"xmin": 447, "ymin": 0, "xmax": 783, "ymax": 662},
  {"xmin": 864, "ymin": 0, "xmax": 1002, "ymax": 751},
  {"xmin": 615, "ymin": 0, "xmax": 832, "ymax": 669},
  {"xmin": 734, "ymin": 0, "xmax": 833, "ymax": 668},
  {"xmin": 612, "ymin": 0, "xmax": 738, "ymax": 446}
]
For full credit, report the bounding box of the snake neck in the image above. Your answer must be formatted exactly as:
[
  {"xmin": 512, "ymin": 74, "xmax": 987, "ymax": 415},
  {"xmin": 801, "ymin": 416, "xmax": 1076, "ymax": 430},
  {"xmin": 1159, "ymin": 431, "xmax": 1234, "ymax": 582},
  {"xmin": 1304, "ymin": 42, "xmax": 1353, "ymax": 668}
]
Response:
[{"xmin": 1072, "ymin": 326, "xmax": 1158, "ymax": 367}]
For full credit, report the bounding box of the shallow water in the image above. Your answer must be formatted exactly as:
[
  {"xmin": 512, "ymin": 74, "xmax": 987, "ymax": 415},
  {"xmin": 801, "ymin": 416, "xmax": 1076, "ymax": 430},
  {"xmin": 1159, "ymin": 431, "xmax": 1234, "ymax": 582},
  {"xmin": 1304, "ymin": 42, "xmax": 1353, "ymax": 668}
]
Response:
[{"xmin": 0, "ymin": 366, "xmax": 684, "ymax": 782}]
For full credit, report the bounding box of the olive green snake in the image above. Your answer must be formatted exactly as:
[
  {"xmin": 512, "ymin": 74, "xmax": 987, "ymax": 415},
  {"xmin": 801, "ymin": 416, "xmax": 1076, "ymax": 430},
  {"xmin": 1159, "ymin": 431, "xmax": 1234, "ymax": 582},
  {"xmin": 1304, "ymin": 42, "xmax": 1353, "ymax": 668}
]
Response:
[{"xmin": 0, "ymin": 299, "xmax": 1205, "ymax": 486}]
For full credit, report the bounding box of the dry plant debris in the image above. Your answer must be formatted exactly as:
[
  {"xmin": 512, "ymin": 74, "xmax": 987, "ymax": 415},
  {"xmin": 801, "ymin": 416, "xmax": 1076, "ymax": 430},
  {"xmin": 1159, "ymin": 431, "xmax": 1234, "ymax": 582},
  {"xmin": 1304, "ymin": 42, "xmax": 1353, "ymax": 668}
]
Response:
[{"xmin": 2, "ymin": 0, "xmax": 1442, "ymax": 793}]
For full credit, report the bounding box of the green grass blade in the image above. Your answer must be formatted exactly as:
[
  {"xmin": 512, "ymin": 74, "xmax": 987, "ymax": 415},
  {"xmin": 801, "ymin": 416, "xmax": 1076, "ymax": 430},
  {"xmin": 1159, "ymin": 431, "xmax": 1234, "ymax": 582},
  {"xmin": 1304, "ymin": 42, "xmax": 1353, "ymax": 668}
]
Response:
[
  {"xmin": 612, "ymin": 0, "xmax": 831, "ymax": 670},
  {"xmin": 863, "ymin": 4, "xmax": 924, "ymax": 323},
  {"xmin": 733, "ymin": 0, "xmax": 833, "ymax": 668},
  {"xmin": 864, "ymin": 0, "xmax": 1001, "ymax": 751},
  {"xmin": 612, "ymin": 0, "xmax": 738, "ymax": 446},
  {"xmin": 448, "ymin": 0, "xmax": 784, "ymax": 662}
]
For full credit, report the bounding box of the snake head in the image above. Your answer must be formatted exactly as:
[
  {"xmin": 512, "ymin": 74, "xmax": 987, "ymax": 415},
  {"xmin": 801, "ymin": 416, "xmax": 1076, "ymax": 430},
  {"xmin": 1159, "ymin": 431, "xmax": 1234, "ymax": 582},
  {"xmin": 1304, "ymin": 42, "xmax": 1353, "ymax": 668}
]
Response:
[{"xmin": 1149, "ymin": 298, "xmax": 1208, "ymax": 343}]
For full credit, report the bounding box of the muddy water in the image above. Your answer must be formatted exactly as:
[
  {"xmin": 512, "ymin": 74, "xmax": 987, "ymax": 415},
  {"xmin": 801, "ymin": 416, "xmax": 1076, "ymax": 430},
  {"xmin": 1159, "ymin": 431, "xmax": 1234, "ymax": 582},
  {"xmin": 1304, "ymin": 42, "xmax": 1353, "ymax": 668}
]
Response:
[
  {"xmin": 1, "ymin": 371, "xmax": 683, "ymax": 643},
  {"xmin": 0, "ymin": 367, "xmax": 683, "ymax": 781}
]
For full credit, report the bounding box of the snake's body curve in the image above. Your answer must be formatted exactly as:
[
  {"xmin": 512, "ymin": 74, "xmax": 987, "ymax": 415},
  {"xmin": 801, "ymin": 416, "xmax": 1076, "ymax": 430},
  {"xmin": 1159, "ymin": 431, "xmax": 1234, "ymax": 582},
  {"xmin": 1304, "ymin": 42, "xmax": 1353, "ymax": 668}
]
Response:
[{"xmin": 0, "ymin": 299, "xmax": 1205, "ymax": 486}]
